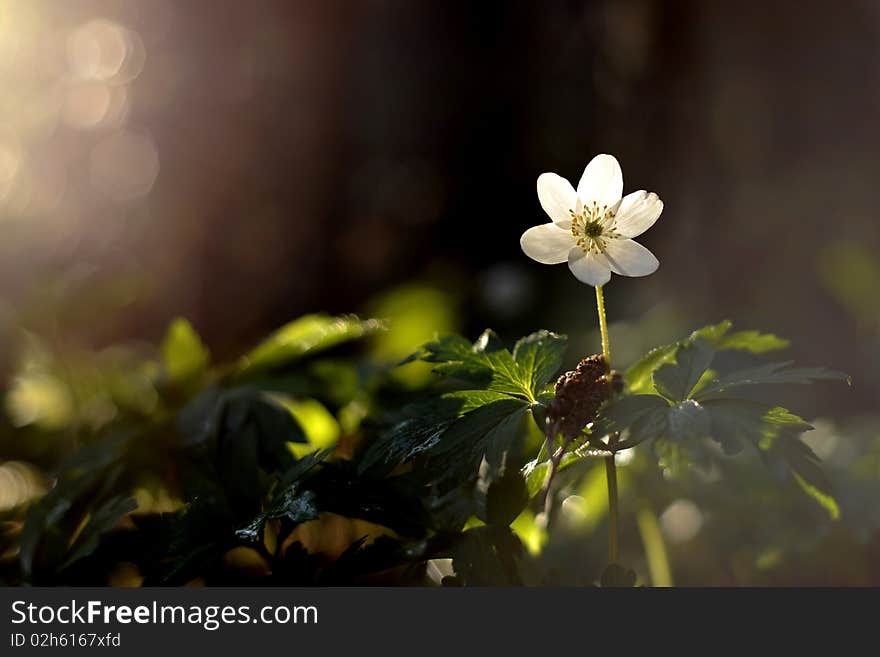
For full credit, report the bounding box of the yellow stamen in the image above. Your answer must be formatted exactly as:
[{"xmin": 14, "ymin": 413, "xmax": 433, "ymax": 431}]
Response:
[{"xmin": 569, "ymin": 202, "xmax": 618, "ymax": 254}]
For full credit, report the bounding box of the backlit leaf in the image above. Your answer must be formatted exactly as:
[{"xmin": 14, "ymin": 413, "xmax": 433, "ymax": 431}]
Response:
[
  {"xmin": 512, "ymin": 330, "xmax": 567, "ymax": 392},
  {"xmin": 653, "ymin": 338, "xmax": 715, "ymax": 402},
  {"xmin": 715, "ymin": 330, "xmax": 789, "ymax": 353},
  {"xmin": 236, "ymin": 314, "xmax": 384, "ymax": 376},
  {"xmin": 695, "ymin": 362, "xmax": 850, "ymax": 399},
  {"xmin": 161, "ymin": 318, "xmax": 210, "ymax": 384}
]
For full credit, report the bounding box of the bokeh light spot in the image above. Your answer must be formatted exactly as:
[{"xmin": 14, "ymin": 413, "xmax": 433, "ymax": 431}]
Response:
[
  {"xmin": 0, "ymin": 461, "xmax": 48, "ymax": 512},
  {"xmin": 89, "ymin": 129, "xmax": 159, "ymax": 201},
  {"xmin": 659, "ymin": 498, "xmax": 704, "ymax": 543},
  {"xmin": 67, "ymin": 19, "xmax": 129, "ymax": 81}
]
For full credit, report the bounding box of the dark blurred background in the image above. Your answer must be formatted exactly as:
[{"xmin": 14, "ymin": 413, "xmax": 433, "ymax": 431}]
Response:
[{"xmin": 2, "ymin": 0, "xmax": 879, "ymax": 584}]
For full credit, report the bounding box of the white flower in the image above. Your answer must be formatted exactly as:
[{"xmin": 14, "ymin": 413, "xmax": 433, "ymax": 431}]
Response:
[{"xmin": 520, "ymin": 154, "xmax": 663, "ymax": 287}]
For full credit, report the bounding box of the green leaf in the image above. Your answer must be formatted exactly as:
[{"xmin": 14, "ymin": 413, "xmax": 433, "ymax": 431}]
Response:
[
  {"xmin": 237, "ymin": 448, "xmax": 334, "ymax": 543},
  {"xmin": 626, "ymin": 322, "xmax": 727, "ymax": 395},
  {"xmin": 19, "ymin": 432, "xmax": 132, "ymax": 578},
  {"xmin": 363, "ymin": 383, "xmax": 533, "ymax": 486},
  {"xmin": 694, "ymin": 362, "xmax": 850, "ymax": 399},
  {"xmin": 279, "ymin": 397, "xmax": 341, "ymax": 459},
  {"xmin": 279, "ymin": 446, "xmax": 334, "ymax": 489},
  {"xmin": 448, "ymin": 389, "xmax": 520, "ymax": 414},
  {"xmin": 778, "ymin": 436, "xmax": 830, "ymax": 490},
  {"xmin": 236, "ymin": 314, "xmax": 384, "ymax": 376},
  {"xmin": 596, "ymin": 395, "xmax": 670, "ymax": 448},
  {"xmin": 407, "ymin": 334, "xmax": 471, "ymax": 362},
  {"xmin": 666, "ymin": 400, "xmax": 710, "ymax": 442},
  {"xmin": 483, "ymin": 406, "xmax": 531, "ymax": 477},
  {"xmin": 653, "ymin": 338, "xmax": 715, "ymax": 402},
  {"xmin": 363, "ymin": 391, "xmax": 526, "ymax": 494},
  {"xmin": 161, "ymin": 318, "xmax": 210, "ymax": 383},
  {"xmin": 419, "ymin": 335, "xmax": 527, "ymax": 398},
  {"xmin": 412, "ymin": 330, "xmax": 566, "ymax": 401},
  {"xmin": 715, "ymin": 330, "xmax": 789, "ymax": 353},
  {"xmin": 427, "ymin": 398, "xmax": 528, "ymax": 458},
  {"xmin": 134, "ymin": 495, "xmax": 236, "ymax": 585},
  {"xmin": 688, "ymin": 320, "xmax": 786, "ymax": 353},
  {"xmin": 411, "ymin": 334, "xmax": 483, "ymax": 370},
  {"xmin": 179, "ymin": 387, "xmax": 306, "ymax": 448},
  {"xmin": 653, "ymin": 438, "xmax": 700, "ymax": 478},
  {"xmin": 450, "ymin": 525, "xmax": 523, "ymax": 586},
  {"xmin": 702, "ymin": 398, "xmax": 776, "ymax": 455},
  {"xmin": 779, "ymin": 436, "xmax": 838, "ymax": 519},
  {"xmin": 480, "ymin": 469, "xmax": 529, "ymax": 526},
  {"xmin": 236, "ymin": 489, "xmax": 320, "ymax": 543},
  {"xmin": 598, "ymin": 394, "xmax": 777, "ymax": 458},
  {"xmin": 763, "ymin": 406, "xmax": 814, "ymax": 437},
  {"xmin": 61, "ymin": 496, "xmax": 138, "ymax": 569},
  {"xmin": 472, "ymin": 328, "xmax": 505, "ymax": 353},
  {"xmin": 177, "ymin": 388, "xmax": 304, "ymax": 512},
  {"xmin": 512, "ymin": 330, "xmax": 567, "ymax": 393},
  {"xmin": 429, "ymin": 399, "xmax": 530, "ymax": 486},
  {"xmin": 625, "ymin": 321, "xmax": 788, "ymax": 394},
  {"xmin": 702, "ymin": 400, "xmax": 837, "ymax": 517},
  {"xmin": 625, "ymin": 343, "xmax": 678, "ymax": 394},
  {"xmin": 480, "ymin": 351, "xmax": 535, "ymax": 399},
  {"xmin": 302, "ymin": 463, "xmax": 429, "ymax": 537},
  {"xmin": 690, "ymin": 320, "xmax": 734, "ymax": 344},
  {"xmin": 357, "ymin": 391, "xmax": 513, "ymax": 476},
  {"xmin": 792, "ymin": 472, "xmax": 840, "ymax": 520},
  {"xmin": 522, "ymin": 450, "xmax": 588, "ymax": 498},
  {"xmin": 358, "ymin": 398, "xmax": 462, "ymax": 476},
  {"xmin": 598, "ymin": 397, "xmax": 710, "ymax": 449}
]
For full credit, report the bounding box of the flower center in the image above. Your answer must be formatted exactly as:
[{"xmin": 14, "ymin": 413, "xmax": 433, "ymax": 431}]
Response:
[
  {"xmin": 569, "ymin": 201, "xmax": 619, "ymax": 254},
  {"xmin": 584, "ymin": 221, "xmax": 604, "ymax": 238}
]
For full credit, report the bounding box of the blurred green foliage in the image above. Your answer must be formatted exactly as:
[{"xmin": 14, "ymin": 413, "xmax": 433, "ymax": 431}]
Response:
[
  {"xmin": 0, "ymin": 289, "xmax": 870, "ymax": 586},
  {"xmin": 818, "ymin": 240, "xmax": 880, "ymax": 329}
]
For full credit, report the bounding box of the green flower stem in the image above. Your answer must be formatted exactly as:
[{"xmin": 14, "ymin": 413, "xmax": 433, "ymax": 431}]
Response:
[
  {"xmin": 595, "ymin": 284, "xmax": 620, "ymax": 565},
  {"xmin": 595, "ymin": 285, "xmax": 611, "ymax": 364}
]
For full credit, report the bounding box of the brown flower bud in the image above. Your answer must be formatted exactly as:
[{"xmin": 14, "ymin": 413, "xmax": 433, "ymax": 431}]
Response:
[{"xmin": 548, "ymin": 354, "xmax": 620, "ymax": 440}]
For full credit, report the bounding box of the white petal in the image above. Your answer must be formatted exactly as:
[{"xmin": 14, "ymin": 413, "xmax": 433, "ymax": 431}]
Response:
[
  {"xmin": 613, "ymin": 190, "xmax": 663, "ymax": 238},
  {"xmin": 603, "ymin": 239, "xmax": 659, "ymax": 277},
  {"xmin": 537, "ymin": 173, "xmax": 577, "ymax": 226},
  {"xmin": 568, "ymin": 249, "xmax": 611, "ymax": 286},
  {"xmin": 576, "ymin": 154, "xmax": 623, "ymax": 206},
  {"xmin": 520, "ymin": 223, "xmax": 574, "ymax": 264}
]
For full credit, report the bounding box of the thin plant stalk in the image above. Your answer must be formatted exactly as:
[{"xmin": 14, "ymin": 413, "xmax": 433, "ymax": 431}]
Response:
[
  {"xmin": 595, "ymin": 285, "xmax": 620, "ymax": 564},
  {"xmin": 538, "ymin": 418, "xmax": 563, "ymax": 517},
  {"xmin": 636, "ymin": 505, "xmax": 673, "ymax": 587}
]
